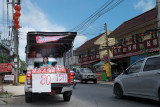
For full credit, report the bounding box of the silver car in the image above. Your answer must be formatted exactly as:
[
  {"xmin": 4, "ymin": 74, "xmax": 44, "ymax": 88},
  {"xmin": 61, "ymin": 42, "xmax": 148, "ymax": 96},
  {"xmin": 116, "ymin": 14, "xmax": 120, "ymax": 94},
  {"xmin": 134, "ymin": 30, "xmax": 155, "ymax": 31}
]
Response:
[
  {"xmin": 114, "ymin": 55, "xmax": 160, "ymax": 101},
  {"xmin": 75, "ymin": 68, "xmax": 97, "ymax": 84}
]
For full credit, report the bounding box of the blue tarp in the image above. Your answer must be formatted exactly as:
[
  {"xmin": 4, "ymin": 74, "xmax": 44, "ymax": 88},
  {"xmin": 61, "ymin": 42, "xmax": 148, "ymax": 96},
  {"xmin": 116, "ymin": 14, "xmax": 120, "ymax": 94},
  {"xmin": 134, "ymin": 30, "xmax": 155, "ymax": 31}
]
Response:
[{"xmin": 130, "ymin": 54, "xmax": 145, "ymax": 65}]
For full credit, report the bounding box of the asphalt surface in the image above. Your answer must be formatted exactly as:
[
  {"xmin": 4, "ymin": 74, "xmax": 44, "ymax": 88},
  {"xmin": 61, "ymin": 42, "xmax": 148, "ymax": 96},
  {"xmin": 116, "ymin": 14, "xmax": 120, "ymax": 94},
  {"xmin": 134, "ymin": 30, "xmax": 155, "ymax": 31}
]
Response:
[{"xmin": 0, "ymin": 83, "xmax": 159, "ymax": 107}]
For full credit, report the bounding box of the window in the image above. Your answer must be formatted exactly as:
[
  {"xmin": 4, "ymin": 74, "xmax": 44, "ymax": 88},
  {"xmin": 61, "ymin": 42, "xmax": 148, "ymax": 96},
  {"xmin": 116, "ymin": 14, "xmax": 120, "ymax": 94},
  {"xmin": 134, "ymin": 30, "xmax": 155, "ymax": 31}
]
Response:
[
  {"xmin": 152, "ymin": 32, "xmax": 158, "ymax": 38},
  {"xmin": 128, "ymin": 60, "xmax": 144, "ymax": 74},
  {"xmin": 143, "ymin": 57, "xmax": 160, "ymax": 71}
]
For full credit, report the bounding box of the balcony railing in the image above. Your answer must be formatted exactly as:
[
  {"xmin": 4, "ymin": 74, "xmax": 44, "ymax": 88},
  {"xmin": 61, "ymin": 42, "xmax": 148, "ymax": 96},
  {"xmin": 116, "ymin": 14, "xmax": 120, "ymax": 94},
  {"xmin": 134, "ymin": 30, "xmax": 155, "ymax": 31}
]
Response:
[
  {"xmin": 78, "ymin": 54, "xmax": 100, "ymax": 63},
  {"xmin": 113, "ymin": 37, "xmax": 159, "ymax": 56}
]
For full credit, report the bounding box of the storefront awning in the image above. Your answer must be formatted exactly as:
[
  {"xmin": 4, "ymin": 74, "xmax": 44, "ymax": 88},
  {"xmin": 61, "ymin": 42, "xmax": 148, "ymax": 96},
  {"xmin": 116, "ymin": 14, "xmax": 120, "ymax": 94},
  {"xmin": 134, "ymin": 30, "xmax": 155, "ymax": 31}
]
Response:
[
  {"xmin": 72, "ymin": 66, "xmax": 80, "ymax": 69},
  {"xmin": 93, "ymin": 61, "xmax": 117, "ymax": 66},
  {"xmin": 93, "ymin": 61, "xmax": 104, "ymax": 66}
]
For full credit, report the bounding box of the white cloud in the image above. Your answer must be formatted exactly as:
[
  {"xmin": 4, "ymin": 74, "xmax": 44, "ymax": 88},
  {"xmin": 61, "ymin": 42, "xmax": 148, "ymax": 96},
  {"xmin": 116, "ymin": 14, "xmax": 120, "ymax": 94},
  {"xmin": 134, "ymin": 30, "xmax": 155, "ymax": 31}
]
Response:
[
  {"xmin": 73, "ymin": 34, "xmax": 87, "ymax": 49},
  {"xmin": 134, "ymin": 0, "xmax": 155, "ymax": 12},
  {"xmin": 0, "ymin": 0, "xmax": 67, "ymax": 61},
  {"xmin": 21, "ymin": 0, "xmax": 66, "ymax": 32},
  {"xmin": 0, "ymin": 0, "xmax": 86, "ymax": 61},
  {"xmin": 19, "ymin": 27, "xmax": 36, "ymax": 60},
  {"xmin": 18, "ymin": 0, "xmax": 67, "ymax": 60}
]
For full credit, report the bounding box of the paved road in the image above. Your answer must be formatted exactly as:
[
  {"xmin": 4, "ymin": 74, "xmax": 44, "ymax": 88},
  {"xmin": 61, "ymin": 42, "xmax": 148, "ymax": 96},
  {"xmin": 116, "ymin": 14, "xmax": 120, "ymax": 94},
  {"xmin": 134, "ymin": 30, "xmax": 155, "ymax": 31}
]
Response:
[{"xmin": 0, "ymin": 83, "xmax": 159, "ymax": 107}]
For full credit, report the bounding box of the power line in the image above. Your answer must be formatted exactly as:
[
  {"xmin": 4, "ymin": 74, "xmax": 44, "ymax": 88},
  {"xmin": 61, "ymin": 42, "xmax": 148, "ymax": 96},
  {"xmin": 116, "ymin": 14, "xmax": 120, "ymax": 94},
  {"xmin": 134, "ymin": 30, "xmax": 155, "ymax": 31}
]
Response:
[
  {"xmin": 71, "ymin": 0, "xmax": 124, "ymax": 34},
  {"xmin": 79, "ymin": 0, "xmax": 124, "ymax": 34},
  {"xmin": 71, "ymin": 0, "xmax": 113, "ymax": 31},
  {"xmin": 72, "ymin": 0, "xmax": 115, "ymax": 32}
]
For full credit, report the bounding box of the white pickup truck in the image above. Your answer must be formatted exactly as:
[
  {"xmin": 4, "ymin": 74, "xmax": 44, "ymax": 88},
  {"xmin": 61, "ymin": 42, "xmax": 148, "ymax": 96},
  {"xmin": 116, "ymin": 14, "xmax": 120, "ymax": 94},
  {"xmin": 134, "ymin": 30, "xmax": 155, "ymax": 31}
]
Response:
[{"xmin": 24, "ymin": 32, "xmax": 77, "ymax": 103}]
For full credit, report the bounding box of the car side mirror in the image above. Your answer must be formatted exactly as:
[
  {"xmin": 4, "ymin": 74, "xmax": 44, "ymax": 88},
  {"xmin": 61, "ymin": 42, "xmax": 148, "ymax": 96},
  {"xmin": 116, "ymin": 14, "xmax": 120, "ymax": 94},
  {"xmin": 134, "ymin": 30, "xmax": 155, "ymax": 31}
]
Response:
[{"xmin": 23, "ymin": 70, "xmax": 27, "ymax": 74}]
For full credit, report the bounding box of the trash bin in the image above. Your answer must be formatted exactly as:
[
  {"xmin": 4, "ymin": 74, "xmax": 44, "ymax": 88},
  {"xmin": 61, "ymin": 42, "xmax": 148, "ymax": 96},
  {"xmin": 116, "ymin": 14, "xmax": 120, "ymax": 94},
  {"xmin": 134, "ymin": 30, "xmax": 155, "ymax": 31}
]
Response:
[{"xmin": 102, "ymin": 73, "xmax": 107, "ymax": 81}]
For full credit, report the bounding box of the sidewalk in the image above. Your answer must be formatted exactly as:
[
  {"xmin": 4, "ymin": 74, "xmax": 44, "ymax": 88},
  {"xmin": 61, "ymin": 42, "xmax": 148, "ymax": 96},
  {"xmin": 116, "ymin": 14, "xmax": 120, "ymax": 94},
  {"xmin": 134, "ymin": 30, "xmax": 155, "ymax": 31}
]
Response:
[
  {"xmin": 0, "ymin": 84, "xmax": 25, "ymax": 96},
  {"xmin": 0, "ymin": 84, "xmax": 25, "ymax": 105}
]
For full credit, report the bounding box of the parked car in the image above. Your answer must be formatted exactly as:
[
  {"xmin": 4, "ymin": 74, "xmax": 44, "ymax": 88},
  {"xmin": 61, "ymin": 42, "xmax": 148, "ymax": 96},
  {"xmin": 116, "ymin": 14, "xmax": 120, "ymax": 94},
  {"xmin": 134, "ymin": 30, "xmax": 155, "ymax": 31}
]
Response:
[
  {"xmin": 113, "ymin": 55, "xmax": 160, "ymax": 101},
  {"xmin": 75, "ymin": 68, "xmax": 97, "ymax": 84}
]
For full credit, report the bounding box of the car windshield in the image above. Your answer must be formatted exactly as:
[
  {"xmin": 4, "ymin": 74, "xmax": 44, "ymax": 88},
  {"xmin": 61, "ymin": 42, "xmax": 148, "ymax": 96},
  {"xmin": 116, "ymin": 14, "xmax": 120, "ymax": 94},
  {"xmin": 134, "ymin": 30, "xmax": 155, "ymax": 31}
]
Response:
[{"xmin": 80, "ymin": 69, "xmax": 92, "ymax": 73}]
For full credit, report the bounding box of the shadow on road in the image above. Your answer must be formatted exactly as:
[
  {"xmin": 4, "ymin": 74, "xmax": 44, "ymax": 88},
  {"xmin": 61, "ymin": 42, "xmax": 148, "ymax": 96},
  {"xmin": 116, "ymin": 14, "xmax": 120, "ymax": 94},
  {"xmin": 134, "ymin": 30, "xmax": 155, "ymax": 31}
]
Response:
[
  {"xmin": 27, "ymin": 95, "xmax": 70, "ymax": 106},
  {"xmin": 115, "ymin": 96, "xmax": 160, "ymax": 106}
]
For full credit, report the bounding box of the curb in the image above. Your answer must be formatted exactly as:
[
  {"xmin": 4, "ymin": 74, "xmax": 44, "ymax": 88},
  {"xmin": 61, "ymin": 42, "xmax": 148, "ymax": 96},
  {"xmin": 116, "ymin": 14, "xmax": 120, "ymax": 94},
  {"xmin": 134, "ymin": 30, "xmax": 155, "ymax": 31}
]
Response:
[{"xmin": 0, "ymin": 100, "xmax": 7, "ymax": 105}]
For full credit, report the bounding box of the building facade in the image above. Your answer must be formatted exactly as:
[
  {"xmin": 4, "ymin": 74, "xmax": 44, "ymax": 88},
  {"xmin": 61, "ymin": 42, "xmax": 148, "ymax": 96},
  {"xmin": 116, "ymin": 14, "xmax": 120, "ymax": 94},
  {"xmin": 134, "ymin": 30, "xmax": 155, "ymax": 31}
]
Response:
[
  {"xmin": 75, "ymin": 32, "xmax": 115, "ymax": 73},
  {"xmin": 109, "ymin": 8, "xmax": 159, "ymax": 75}
]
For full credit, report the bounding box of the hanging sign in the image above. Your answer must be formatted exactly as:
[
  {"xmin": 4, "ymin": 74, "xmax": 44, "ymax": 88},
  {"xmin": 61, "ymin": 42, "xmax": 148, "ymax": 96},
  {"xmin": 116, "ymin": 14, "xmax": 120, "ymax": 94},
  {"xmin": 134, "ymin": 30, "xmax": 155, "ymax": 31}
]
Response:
[
  {"xmin": 0, "ymin": 63, "xmax": 12, "ymax": 73},
  {"xmin": 36, "ymin": 36, "xmax": 65, "ymax": 43},
  {"xmin": 105, "ymin": 63, "xmax": 110, "ymax": 77}
]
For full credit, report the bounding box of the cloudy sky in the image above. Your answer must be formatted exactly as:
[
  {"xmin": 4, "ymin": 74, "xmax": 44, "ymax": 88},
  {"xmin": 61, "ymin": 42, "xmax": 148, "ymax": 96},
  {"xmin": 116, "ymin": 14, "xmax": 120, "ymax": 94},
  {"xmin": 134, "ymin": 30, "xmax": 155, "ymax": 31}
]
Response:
[{"xmin": 0, "ymin": 0, "xmax": 156, "ymax": 61}]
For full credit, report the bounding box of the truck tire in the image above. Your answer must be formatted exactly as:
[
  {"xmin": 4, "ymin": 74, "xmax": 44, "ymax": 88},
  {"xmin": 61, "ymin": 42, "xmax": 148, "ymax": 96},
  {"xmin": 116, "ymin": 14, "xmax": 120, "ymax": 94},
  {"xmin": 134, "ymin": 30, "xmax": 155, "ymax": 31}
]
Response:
[
  {"xmin": 25, "ymin": 92, "xmax": 32, "ymax": 103},
  {"xmin": 94, "ymin": 79, "xmax": 97, "ymax": 84},
  {"xmin": 63, "ymin": 91, "xmax": 72, "ymax": 102},
  {"xmin": 85, "ymin": 80, "xmax": 87, "ymax": 84},
  {"xmin": 80, "ymin": 79, "xmax": 83, "ymax": 84}
]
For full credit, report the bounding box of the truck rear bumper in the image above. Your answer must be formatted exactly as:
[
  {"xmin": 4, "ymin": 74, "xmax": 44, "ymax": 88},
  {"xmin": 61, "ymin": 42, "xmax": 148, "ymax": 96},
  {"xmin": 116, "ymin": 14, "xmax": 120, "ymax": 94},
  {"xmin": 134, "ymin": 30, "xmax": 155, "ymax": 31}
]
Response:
[{"xmin": 25, "ymin": 84, "xmax": 73, "ymax": 94}]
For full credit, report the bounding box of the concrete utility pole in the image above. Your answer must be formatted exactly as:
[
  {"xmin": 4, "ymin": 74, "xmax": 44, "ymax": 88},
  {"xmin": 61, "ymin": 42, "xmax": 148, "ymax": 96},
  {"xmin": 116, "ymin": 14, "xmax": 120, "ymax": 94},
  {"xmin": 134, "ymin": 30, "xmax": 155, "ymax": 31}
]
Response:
[
  {"xmin": 104, "ymin": 23, "xmax": 112, "ymax": 81},
  {"xmin": 12, "ymin": 0, "xmax": 19, "ymax": 85},
  {"xmin": 157, "ymin": 0, "xmax": 160, "ymax": 54}
]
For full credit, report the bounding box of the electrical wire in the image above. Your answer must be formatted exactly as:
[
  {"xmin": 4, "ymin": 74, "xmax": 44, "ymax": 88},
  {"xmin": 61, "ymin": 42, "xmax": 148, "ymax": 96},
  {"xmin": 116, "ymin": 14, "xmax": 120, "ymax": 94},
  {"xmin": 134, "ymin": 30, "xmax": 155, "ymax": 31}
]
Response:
[
  {"xmin": 72, "ymin": 0, "xmax": 115, "ymax": 32},
  {"xmin": 78, "ymin": 0, "xmax": 124, "ymax": 34},
  {"xmin": 71, "ymin": 0, "xmax": 113, "ymax": 31},
  {"xmin": 71, "ymin": 0, "xmax": 124, "ymax": 34}
]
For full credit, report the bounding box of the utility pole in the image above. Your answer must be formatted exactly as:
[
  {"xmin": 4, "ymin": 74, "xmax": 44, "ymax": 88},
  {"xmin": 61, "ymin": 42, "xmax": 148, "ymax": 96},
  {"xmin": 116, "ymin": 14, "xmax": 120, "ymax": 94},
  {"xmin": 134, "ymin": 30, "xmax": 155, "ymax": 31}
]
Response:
[
  {"xmin": 12, "ymin": 0, "xmax": 20, "ymax": 85},
  {"xmin": 157, "ymin": 0, "xmax": 160, "ymax": 54},
  {"xmin": 104, "ymin": 23, "xmax": 112, "ymax": 81}
]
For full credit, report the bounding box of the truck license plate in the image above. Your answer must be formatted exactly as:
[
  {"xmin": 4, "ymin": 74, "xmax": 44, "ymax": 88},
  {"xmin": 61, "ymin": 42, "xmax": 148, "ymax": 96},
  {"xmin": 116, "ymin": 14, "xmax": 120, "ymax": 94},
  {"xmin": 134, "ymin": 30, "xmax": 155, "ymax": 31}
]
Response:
[{"xmin": 88, "ymin": 75, "xmax": 93, "ymax": 78}]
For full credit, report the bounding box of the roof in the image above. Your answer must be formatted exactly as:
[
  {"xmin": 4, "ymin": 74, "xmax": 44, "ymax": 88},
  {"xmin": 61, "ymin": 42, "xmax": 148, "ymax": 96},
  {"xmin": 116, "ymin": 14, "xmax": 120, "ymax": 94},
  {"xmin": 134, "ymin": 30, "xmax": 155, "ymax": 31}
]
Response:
[
  {"xmin": 0, "ymin": 41, "xmax": 10, "ymax": 51},
  {"xmin": 109, "ymin": 8, "xmax": 157, "ymax": 38},
  {"xmin": 76, "ymin": 33, "xmax": 104, "ymax": 52},
  {"xmin": 27, "ymin": 32, "xmax": 77, "ymax": 52},
  {"xmin": 27, "ymin": 32, "xmax": 77, "ymax": 44}
]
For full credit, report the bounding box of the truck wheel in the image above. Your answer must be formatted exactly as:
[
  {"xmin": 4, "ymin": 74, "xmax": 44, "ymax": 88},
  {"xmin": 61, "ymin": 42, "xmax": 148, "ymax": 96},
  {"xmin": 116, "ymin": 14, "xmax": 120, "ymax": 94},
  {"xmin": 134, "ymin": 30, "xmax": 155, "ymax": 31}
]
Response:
[
  {"xmin": 85, "ymin": 80, "xmax": 87, "ymax": 84},
  {"xmin": 81, "ymin": 79, "xmax": 83, "ymax": 84},
  {"xmin": 63, "ymin": 91, "xmax": 72, "ymax": 102},
  {"xmin": 25, "ymin": 92, "xmax": 32, "ymax": 103},
  {"xmin": 94, "ymin": 80, "xmax": 97, "ymax": 84}
]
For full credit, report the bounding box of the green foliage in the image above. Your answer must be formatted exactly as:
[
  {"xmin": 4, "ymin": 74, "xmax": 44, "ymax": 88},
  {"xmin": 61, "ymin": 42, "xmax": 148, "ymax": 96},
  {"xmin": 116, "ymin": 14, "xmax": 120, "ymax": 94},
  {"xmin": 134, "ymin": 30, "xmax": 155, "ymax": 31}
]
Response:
[
  {"xmin": 0, "ymin": 54, "xmax": 9, "ymax": 63},
  {"xmin": 19, "ymin": 59, "xmax": 26, "ymax": 74}
]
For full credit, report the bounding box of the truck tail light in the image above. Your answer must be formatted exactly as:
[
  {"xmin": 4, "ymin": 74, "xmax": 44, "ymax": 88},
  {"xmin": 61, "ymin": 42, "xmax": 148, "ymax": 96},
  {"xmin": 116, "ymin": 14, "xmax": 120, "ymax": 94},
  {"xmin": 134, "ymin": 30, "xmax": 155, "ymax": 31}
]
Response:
[
  {"xmin": 27, "ymin": 73, "xmax": 32, "ymax": 85},
  {"xmin": 65, "ymin": 69, "xmax": 69, "ymax": 73},
  {"xmin": 68, "ymin": 72, "xmax": 74, "ymax": 84}
]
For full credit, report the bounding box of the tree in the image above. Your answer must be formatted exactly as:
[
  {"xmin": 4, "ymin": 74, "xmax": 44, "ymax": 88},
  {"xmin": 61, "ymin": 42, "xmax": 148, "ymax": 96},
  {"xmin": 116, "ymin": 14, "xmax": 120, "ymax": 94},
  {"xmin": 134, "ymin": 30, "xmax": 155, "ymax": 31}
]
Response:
[{"xmin": 19, "ymin": 59, "xmax": 26, "ymax": 74}]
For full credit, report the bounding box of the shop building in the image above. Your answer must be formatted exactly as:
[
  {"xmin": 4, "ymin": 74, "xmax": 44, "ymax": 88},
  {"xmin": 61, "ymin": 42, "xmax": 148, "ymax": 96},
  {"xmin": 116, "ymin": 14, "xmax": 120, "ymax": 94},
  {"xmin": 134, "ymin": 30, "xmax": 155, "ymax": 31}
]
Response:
[
  {"xmin": 75, "ymin": 32, "xmax": 115, "ymax": 73},
  {"xmin": 109, "ymin": 8, "xmax": 159, "ymax": 74}
]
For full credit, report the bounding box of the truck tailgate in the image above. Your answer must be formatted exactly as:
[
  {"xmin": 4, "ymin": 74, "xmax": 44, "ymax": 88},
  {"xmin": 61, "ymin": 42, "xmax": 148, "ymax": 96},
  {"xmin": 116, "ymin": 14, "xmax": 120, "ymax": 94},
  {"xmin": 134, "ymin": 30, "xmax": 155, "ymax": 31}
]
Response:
[{"xmin": 32, "ymin": 73, "xmax": 69, "ymax": 93}]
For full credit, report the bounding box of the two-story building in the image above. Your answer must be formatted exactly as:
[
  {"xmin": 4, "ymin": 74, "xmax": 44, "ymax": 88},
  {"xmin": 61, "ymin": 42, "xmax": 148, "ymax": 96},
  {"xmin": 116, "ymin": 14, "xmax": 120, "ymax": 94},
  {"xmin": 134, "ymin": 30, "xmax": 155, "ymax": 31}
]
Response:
[
  {"xmin": 75, "ymin": 32, "xmax": 115, "ymax": 73},
  {"xmin": 109, "ymin": 8, "xmax": 159, "ymax": 74}
]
